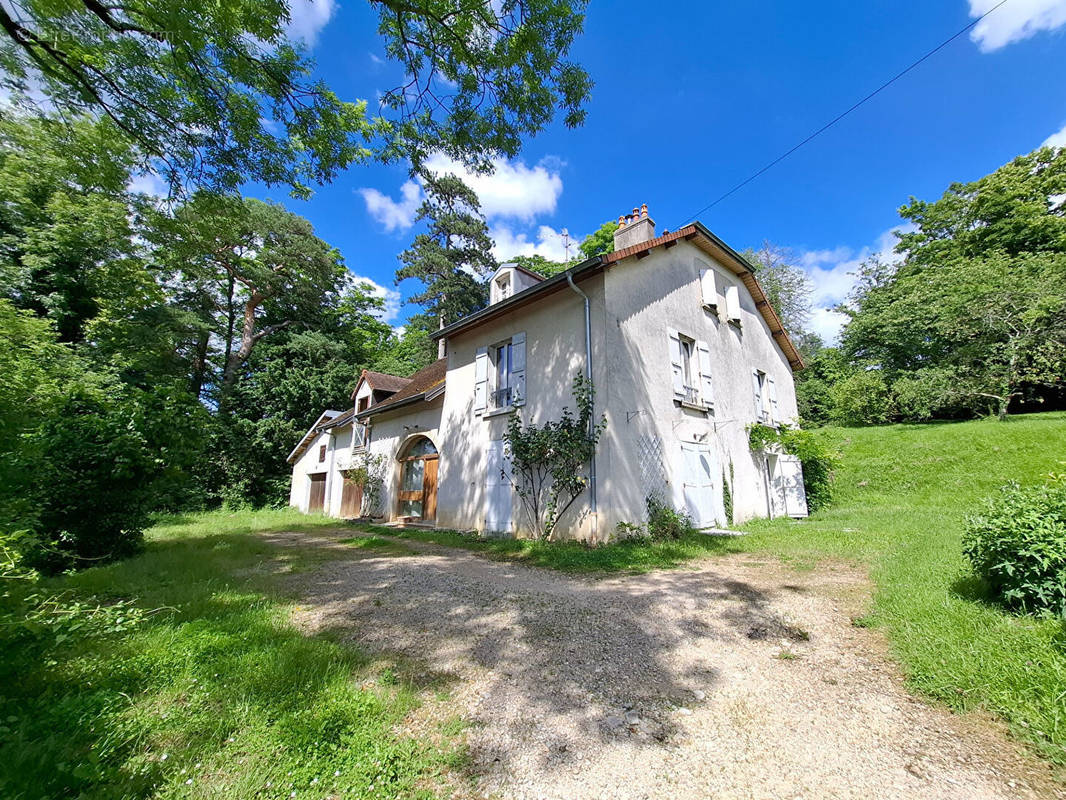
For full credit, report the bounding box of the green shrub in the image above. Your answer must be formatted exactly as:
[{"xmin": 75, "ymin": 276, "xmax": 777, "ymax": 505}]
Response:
[
  {"xmin": 747, "ymin": 424, "xmax": 840, "ymax": 512},
  {"xmin": 829, "ymin": 371, "xmax": 893, "ymax": 426},
  {"xmin": 963, "ymin": 479, "xmax": 1066, "ymax": 616},
  {"xmin": 781, "ymin": 428, "xmax": 839, "ymax": 512},
  {"xmin": 891, "ymin": 368, "xmax": 960, "ymax": 421},
  {"xmin": 646, "ymin": 497, "xmax": 697, "ymax": 540}
]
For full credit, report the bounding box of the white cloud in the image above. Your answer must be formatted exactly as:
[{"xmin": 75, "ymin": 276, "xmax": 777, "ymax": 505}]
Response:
[
  {"xmin": 422, "ymin": 154, "xmax": 563, "ymax": 222},
  {"xmin": 285, "ymin": 0, "xmax": 336, "ymax": 46},
  {"xmin": 489, "ymin": 224, "xmax": 580, "ymax": 262},
  {"xmin": 793, "ymin": 225, "xmax": 913, "ymax": 344},
  {"xmin": 127, "ymin": 171, "xmax": 170, "ymax": 199},
  {"xmin": 969, "ymin": 0, "xmax": 1066, "ymax": 52},
  {"xmin": 358, "ymin": 180, "xmax": 422, "ymax": 233},
  {"xmin": 1043, "ymin": 121, "xmax": 1066, "ymax": 148},
  {"xmin": 347, "ymin": 273, "xmax": 402, "ymax": 323},
  {"xmin": 359, "ymin": 154, "xmax": 565, "ymax": 234}
]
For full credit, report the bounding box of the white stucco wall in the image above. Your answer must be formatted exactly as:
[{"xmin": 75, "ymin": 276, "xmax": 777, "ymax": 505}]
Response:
[
  {"xmin": 364, "ymin": 399, "xmax": 444, "ymax": 520},
  {"xmin": 288, "ymin": 429, "xmax": 333, "ymax": 512},
  {"xmin": 599, "ymin": 241, "xmax": 800, "ymax": 530},
  {"xmin": 438, "ymin": 271, "xmax": 608, "ymax": 539},
  {"xmin": 289, "ymin": 238, "xmax": 802, "ymax": 537}
]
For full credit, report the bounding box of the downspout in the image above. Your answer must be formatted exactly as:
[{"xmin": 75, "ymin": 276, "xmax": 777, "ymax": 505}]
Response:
[{"xmin": 566, "ymin": 272, "xmax": 598, "ymax": 539}]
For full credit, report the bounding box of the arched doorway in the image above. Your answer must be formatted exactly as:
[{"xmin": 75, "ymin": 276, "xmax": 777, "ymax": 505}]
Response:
[{"xmin": 397, "ymin": 436, "xmax": 438, "ymax": 522}]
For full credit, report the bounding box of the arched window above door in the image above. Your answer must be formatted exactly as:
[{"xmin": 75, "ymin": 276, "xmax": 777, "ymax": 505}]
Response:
[
  {"xmin": 398, "ymin": 436, "xmax": 439, "ymax": 521},
  {"xmin": 400, "ymin": 436, "xmax": 437, "ymax": 459}
]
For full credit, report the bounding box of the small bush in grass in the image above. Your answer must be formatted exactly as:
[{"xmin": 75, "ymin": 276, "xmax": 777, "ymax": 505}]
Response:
[
  {"xmin": 963, "ymin": 478, "xmax": 1066, "ymax": 616},
  {"xmin": 646, "ymin": 497, "xmax": 697, "ymax": 540}
]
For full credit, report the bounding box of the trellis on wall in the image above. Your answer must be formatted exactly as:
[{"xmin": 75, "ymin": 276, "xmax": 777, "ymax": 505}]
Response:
[{"xmin": 636, "ymin": 433, "xmax": 669, "ymax": 515}]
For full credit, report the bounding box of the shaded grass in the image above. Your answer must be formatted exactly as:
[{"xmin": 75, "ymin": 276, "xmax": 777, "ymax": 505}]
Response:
[
  {"xmin": 0, "ymin": 508, "xmax": 456, "ymax": 800},
  {"xmin": 344, "ymin": 522, "xmax": 738, "ymax": 573}
]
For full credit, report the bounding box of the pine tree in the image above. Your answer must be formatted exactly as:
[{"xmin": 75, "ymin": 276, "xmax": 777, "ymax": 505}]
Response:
[{"xmin": 396, "ymin": 173, "xmax": 496, "ymax": 338}]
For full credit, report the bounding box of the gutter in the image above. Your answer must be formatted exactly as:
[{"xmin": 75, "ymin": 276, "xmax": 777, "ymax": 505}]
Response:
[
  {"xmin": 566, "ymin": 272, "xmax": 598, "ymax": 540},
  {"xmin": 432, "ymin": 255, "xmax": 605, "ymax": 341}
]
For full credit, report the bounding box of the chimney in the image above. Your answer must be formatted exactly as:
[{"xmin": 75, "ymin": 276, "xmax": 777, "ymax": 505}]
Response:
[{"xmin": 612, "ymin": 203, "xmax": 655, "ymax": 251}]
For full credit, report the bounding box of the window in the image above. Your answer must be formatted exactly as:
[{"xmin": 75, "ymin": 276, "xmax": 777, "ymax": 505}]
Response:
[
  {"xmin": 698, "ymin": 261, "xmax": 718, "ymax": 310},
  {"xmin": 496, "ymin": 273, "xmax": 511, "ymax": 300},
  {"xmin": 318, "ymin": 444, "xmax": 327, "ymax": 462},
  {"xmin": 752, "ymin": 369, "xmax": 778, "ymax": 423},
  {"xmin": 474, "ymin": 332, "xmax": 526, "ymax": 414},
  {"xmin": 493, "ymin": 342, "xmax": 513, "ymax": 409},
  {"xmin": 679, "ymin": 335, "xmax": 699, "ymax": 405},
  {"xmin": 356, "ymin": 397, "xmax": 370, "ymax": 447},
  {"xmin": 668, "ymin": 329, "xmax": 715, "ymax": 409},
  {"xmin": 725, "ymin": 285, "xmax": 742, "ymax": 323}
]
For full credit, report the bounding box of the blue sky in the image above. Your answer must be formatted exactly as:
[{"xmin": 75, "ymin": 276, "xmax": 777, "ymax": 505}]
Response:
[{"xmin": 258, "ymin": 0, "xmax": 1066, "ymax": 341}]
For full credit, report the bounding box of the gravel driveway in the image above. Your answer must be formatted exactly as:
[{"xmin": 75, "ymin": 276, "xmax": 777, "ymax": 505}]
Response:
[{"xmin": 279, "ymin": 531, "xmax": 1061, "ymax": 800}]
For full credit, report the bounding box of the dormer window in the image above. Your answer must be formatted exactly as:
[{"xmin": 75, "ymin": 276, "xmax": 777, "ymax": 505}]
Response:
[{"xmin": 496, "ymin": 273, "xmax": 511, "ymax": 301}]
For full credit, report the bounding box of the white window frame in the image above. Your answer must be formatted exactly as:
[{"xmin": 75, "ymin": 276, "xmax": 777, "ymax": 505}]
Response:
[
  {"xmin": 753, "ymin": 369, "xmax": 770, "ymax": 423},
  {"xmin": 669, "ymin": 328, "xmax": 714, "ymax": 410},
  {"xmin": 478, "ymin": 332, "xmax": 525, "ymax": 416}
]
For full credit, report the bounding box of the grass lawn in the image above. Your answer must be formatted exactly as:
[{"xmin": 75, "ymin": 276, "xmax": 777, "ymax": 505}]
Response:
[
  {"xmin": 0, "ymin": 509, "xmax": 463, "ymax": 800},
  {"xmin": 3, "ymin": 412, "xmax": 1064, "ymax": 797}
]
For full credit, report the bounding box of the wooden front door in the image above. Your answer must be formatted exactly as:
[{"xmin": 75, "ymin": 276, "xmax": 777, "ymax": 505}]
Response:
[
  {"xmin": 340, "ymin": 475, "xmax": 363, "ymax": 518},
  {"xmin": 422, "ymin": 456, "xmax": 438, "ymax": 521},
  {"xmin": 308, "ymin": 473, "xmax": 327, "ymax": 512},
  {"xmin": 397, "ymin": 436, "xmax": 439, "ymax": 522}
]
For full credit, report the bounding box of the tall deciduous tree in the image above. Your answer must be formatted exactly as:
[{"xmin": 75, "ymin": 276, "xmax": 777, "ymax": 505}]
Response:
[
  {"xmin": 0, "ymin": 0, "xmax": 592, "ymax": 195},
  {"xmin": 741, "ymin": 242, "xmax": 814, "ymax": 339},
  {"xmin": 396, "ymin": 172, "xmax": 495, "ymax": 333},
  {"xmin": 839, "ymin": 145, "xmax": 1066, "ymax": 420},
  {"xmin": 159, "ymin": 193, "xmax": 345, "ymax": 407}
]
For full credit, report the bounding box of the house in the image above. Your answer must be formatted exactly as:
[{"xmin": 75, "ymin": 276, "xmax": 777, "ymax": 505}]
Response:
[{"xmin": 287, "ymin": 206, "xmax": 809, "ymax": 539}]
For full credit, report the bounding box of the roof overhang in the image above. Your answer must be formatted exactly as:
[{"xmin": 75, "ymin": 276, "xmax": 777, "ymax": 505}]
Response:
[
  {"xmin": 286, "ymin": 409, "xmax": 343, "ymax": 464},
  {"xmin": 431, "ymin": 222, "xmax": 804, "ymax": 370}
]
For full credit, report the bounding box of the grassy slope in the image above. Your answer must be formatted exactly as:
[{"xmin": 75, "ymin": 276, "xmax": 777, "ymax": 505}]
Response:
[
  {"xmin": 0, "ymin": 509, "xmax": 460, "ymax": 800},
  {"xmin": 739, "ymin": 412, "xmax": 1066, "ymax": 766}
]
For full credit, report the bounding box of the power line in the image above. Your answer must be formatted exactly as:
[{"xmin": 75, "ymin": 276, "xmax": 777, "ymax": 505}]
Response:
[{"xmin": 679, "ymin": 0, "xmax": 1011, "ymax": 225}]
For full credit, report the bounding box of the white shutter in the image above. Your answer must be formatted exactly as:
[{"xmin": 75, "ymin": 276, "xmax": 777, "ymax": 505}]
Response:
[
  {"xmin": 699, "ymin": 267, "xmax": 717, "ymax": 309},
  {"xmin": 778, "ymin": 455, "xmax": 809, "ymax": 518},
  {"xmin": 696, "ymin": 339, "xmax": 715, "ymax": 407},
  {"xmin": 751, "ymin": 370, "xmax": 763, "ymax": 419},
  {"xmin": 767, "ymin": 376, "xmax": 780, "ymax": 423},
  {"xmin": 725, "ymin": 285, "xmax": 742, "ymax": 322},
  {"xmin": 511, "ymin": 332, "xmax": 526, "ymax": 407},
  {"xmin": 667, "ymin": 328, "xmax": 685, "ymax": 398},
  {"xmin": 474, "ymin": 346, "xmax": 488, "ymax": 414}
]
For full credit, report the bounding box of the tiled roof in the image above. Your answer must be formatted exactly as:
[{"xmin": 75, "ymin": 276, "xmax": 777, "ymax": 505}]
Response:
[
  {"xmin": 363, "ymin": 370, "xmax": 411, "ymax": 393},
  {"xmin": 325, "ymin": 408, "xmax": 355, "ymax": 428},
  {"xmin": 432, "ymin": 222, "xmax": 804, "ymax": 370},
  {"xmin": 358, "ymin": 358, "xmax": 447, "ymax": 417}
]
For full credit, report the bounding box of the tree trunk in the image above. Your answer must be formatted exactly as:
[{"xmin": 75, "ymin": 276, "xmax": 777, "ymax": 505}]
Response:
[
  {"xmin": 218, "ymin": 291, "xmax": 263, "ymax": 414},
  {"xmin": 223, "ymin": 275, "xmax": 236, "ymax": 376},
  {"xmin": 188, "ymin": 326, "xmax": 210, "ymax": 400}
]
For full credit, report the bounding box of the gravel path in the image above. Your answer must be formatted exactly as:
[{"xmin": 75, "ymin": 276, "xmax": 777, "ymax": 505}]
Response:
[{"xmin": 277, "ymin": 531, "xmax": 1062, "ymax": 800}]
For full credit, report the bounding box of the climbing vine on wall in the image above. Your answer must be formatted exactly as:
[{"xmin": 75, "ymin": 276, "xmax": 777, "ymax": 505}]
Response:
[
  {"xmin": 503, "ymin": 374, "xmax": 607, "ymax": 541},
  {"xmin": 746, "ymin": 423, "xmax": 840, "ymax": 512}
]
